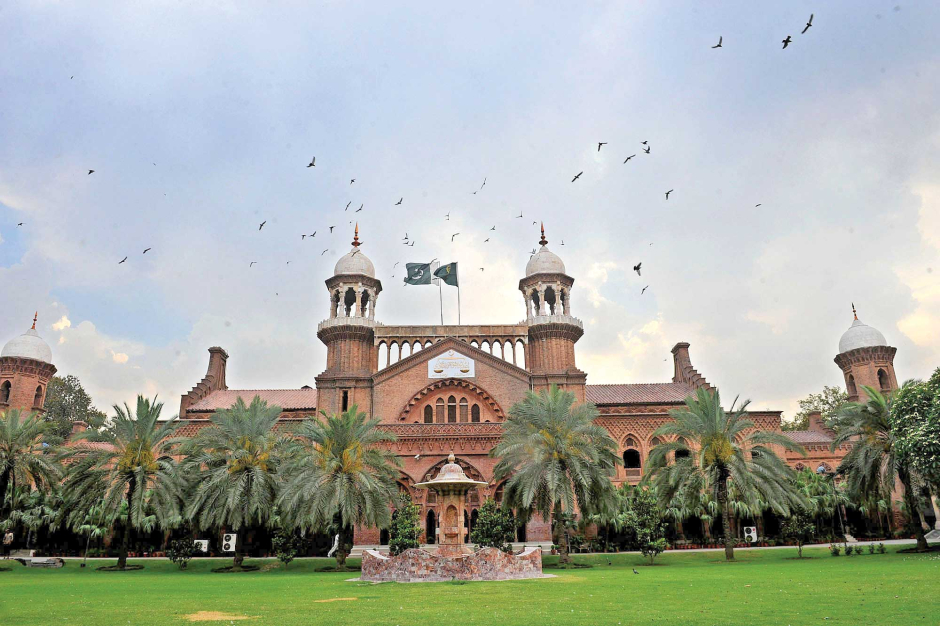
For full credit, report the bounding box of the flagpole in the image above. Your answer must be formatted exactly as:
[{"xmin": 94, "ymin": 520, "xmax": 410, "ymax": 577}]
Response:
[
  {"xmin": 439, "ymin": 280, "xmax": 444, "ymax": 325},
  {"xmin": 457, "ymin": 264, "xmax": 461, "ymax": 325}
]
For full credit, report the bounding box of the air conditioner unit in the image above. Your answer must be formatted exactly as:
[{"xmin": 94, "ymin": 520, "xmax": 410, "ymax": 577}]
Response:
[
  {"xmin": 743, "ymin": 527, "xmax": 758, "ymax": 543},
  {"xmin": 222, "ymin": 534, "xmax": 237, "ymax": 552},
  {"xmin": 193, "ymin": 540, "xmax": 209, "ymax": 553}
]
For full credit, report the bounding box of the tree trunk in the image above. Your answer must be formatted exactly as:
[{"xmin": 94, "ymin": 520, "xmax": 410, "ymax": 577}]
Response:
[
  {"xmin": 117, "ymin": 477, "xmax": 136, "ymax": 570},
  {"xmin": 554, "ymin": 503, "xmax": 571, "ymax": 565},
  {"xmin": 233, "ymin": 532, "xmax": 244, "ymax": 571},
  {"xmin": 0, "ymin": 468, "xmax": 10, "ymax": 516},
  {"xmin": 335, "ymin": 519, "xmax": 351, "ymax": 571},
  {"xmin": 716, "ymin": 472, "xmax": 735, "ymax": 561},
  {"xmin": 900, "ymin": 470, "xmax": 928, "ymax": 551}
]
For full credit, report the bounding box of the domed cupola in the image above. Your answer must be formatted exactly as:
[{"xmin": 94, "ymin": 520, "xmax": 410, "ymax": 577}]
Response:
[
  {"xmin": 333, "ymin": 223, "xmax": 376, "ymax": 278},
  {"xmin": 833, "ymin": 304, "xmax": 898, "ymax": 403},
  {"xmin": 2, "ymin": 313, "xmax": 53, "ymax": 364},
  {"xmin": 525, "ymin": 227, "xmax": 566, "ymax": 277}
]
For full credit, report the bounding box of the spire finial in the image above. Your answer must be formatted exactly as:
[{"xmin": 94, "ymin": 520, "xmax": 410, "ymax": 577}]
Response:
[
  {"xmin": 852, "ymin": 302, "xmax": 858, "ymax": 321},
  {"xmin": 31, "ymin": 311, "xmax": 37, "ymax": 330},
  {"xmin": 539, "ymin": 222, "xmax": 548, "ymax": 247},
  {"xmin": 351, "ymin": 223, "xmax": 361, "ymax": 247}
]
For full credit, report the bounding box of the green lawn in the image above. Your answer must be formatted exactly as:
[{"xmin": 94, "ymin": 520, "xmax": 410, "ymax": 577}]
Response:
[{"xmin": 1, "ymin": 546, "xmax": 938, "ymax": 625}]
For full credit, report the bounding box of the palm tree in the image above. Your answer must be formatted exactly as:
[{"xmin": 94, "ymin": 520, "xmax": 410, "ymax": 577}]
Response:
[
  {"xmin": 645, "ymin": 388, "xmax": 806, "ymax": 561},
  {"xmin": 180, "ymin": 396, "xmax": 286, "ymax": 571},
  {"xmin": 62, "ymin": 395, "xmax": 182, "ymax": 570},
  {"xmin": 0, "ymin": 409, "xmax": 61, "ymax": 515},
  {"xmin": 831, "ymin": 385, "xmax": 929, "ymax": 551},
  {"xmin": 492, "ymin": 385, "xmax": 620, "ymax": 565},
  {"xmin": 277, "ymin": 404, "xmax": 400, "ymax": 570}
]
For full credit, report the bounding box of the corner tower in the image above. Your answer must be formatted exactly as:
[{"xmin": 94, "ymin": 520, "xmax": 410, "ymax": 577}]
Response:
[
  {"xmin": 0, "ymin": 313, "xmax": 57, "ymax": 413},
  {"xmin": 315, "ymin": 225, "xmax": 382, "ymax": 415},
  {"xmin": 833, "ymin": 304, "xmax": 898, "ymax": 402},
  {"xmin": 519, "ymin": 225, "xmax": 586, "ymax": 400}
]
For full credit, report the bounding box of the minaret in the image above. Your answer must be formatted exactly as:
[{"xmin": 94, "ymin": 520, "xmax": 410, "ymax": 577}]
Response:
[
  {"xmin": 519, "ymin": 224, "xmax": 586, "ymax": 400},
  {"xmin": 315, "ymin": 224, "xmax": 382, "ymax": 415},
  {"xmin": 1, "ymin": 312, "xmax": 57, "ymax": 412},
  {"xmin": 834, "ymin": 303, "xmax": 898, "ymax": 402}
]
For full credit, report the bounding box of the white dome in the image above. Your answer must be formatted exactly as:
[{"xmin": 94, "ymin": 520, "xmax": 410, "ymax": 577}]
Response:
[
  {"xmin": 2, "ymin": 327, "xmax": 53, "ymax": 364},
  {"xmin": 333, "ymin": 247, "xmax": 375, "ymax": 277},
  {"xmin": 838, "ymin": 319, "xmax": 887, "ymax": 354},
  {"xmin": 526, "ymin": 245, "xmax": 566, "ymax": 276}
]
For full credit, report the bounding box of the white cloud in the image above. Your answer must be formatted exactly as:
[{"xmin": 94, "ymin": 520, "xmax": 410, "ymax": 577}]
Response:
[
  {"xmin": 51, "ymin": 315, "xmax": 71, "ymax": 331},
  {"xmin": 110, "ymin": 350, "xmax": 129, "ymax": 364}
]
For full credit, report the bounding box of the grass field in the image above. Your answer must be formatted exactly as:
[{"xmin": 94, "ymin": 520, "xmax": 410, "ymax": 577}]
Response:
[{"xmin": 1, "ymin": 545, "xmax": 938, "ymax": 625}]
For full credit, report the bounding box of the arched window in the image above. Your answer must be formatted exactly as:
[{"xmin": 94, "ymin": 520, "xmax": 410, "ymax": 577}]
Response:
[
  {"xmin": 426, "ymin": 510, "xmax": 436, "ymax": 544},
  {"xmin": 0, "ymin": 381, "xmax": 10, "ymax": 404},
  {"xmin": 447, "ymin": 396, "xmax": 457, "ymax": 423},
  {"xmin": 544, "ymin": 286, "xmax": 557, "ymax": 315},
  {"xmin": 878, "ymin": 369, "xmax": 889, "ymax": 390},
  {"xmin": 424, "ymin": 405, "xmax": 433, "ymax": 424},
  {"xmin": 471, "ymin": 404, "xmax": 481, "ymax": 423},
  {"xmin": 794, "ymin": 463, "xmax": 806, "ymax": 472},
  {"xmin": 494, "ymin": 483, "xmax": 505, "ymax": 503},
  {"xmin": 675, "ymin": 438, "xmax": 691, "ymax": 461},
  {"xmin": 435, "ymin": 398, "xmax": 445, "ymax": 424},
  {"xmin": 378, "ymin": 342, "xmax": 389, "ymax": 370},
  {"xmin": 360, "ymin": 290, "xmax": 370, "ymax": 317},
  {"xmin": 459, "ymin": 398, "xmax": 469, "ymax": 422},
  {"xmin": 343, "ymin": 287, "xmax": 356, "ymax": 316},
  {"xmin": 464, "ymin": 510, "xmax": 470, "ymax": 542},
  {"xmin": 530, "ymin": 289, "xmax": 541, "ymax": 315},
  {"xmin": 481, "ymin": 340, "xmax": 490, "ymax": 354},
  {"xmin": 467, "ymin": 488, "xmax": 480, "ymax": 506},
  {"xmin": 516, "ymin": 339, "xmax": 526, "ymax": 369},
  {"xmin": 847, "ymin": 374, "xmax": 857, "ymax": 397},
  {"xmin": 33, "ymin": 386, "xmax": 43, "ymax": 407},
  {"xmin": 470, "ymin": 509, "xmax": 479, "ymax": 537},
  {"xmin": 623, "ymin": 449, "xmax": 641, "ymax": 469},
  {"xmin": 648, "ymin": 437, "xmax": 662, "ymax": 461}
]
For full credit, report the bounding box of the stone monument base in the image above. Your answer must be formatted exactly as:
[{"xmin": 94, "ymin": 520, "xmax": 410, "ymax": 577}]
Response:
[{"xmin": 360, "ymin": 546, "xmax": 544, "ymax": 583}]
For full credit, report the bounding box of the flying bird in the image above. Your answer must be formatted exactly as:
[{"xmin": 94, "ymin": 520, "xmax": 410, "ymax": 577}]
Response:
[
  {"xmin": 484, "ymin": 238, "xmax": 490, "ymax": 243},
  {"xmin": 624, "ymin": 155, "xmax": 636, "ymax": 163},
  {"xmin": 641, "ymin": 285, "xmax": 649, "ymax": 295},
  {"xmin": 532, "ymin": 221, "xmax": 537, "ymax": 226},
  {"xmin": 345, "ymin": 201, "xmax": 351, "ymax": 211},
  {"xmin": 480, "ymin": 177, "xmax": 486, "ymax": 190},
  {"xmin": 307, "ymin": 156, "xmax": 316, "ymax": 168},
  {"xmin": 560, "ymin": 240, "xmax": 565, "ymax": 246},
  {"xmin": 597, "ymin": 142, "xmax": 607, "ymax": 152},
  {"xmin": 321, "ymin": 249, "xmax": 329, "ymax": 255},
  {"xmin": 641, "ymin": 141, "xmax": 648, "ymax": 145},
  {"xmin": 87, "ymin": 169, "xmax": 95, "ymax": 175},
  {"xmin": 755, "ymin": 204, "xmax": 762, "ymax": 207},
  {"xmin": 311, "ymin": 231, "xmax": 316, "ymax": 238},
  {"xmin": 329, "ymin": 226, "xmax": 335, "ymax": 233},
  {"xmin": 302, "ymin": 234, "xmax": 307, "ymax": 240},
  {"xmin": 490, "ymin": 225, "xmax": 496, "ymax": 230},
  {"xmin": 451, "ymin": 233, "xmax": 460, "ymax": 242},
  {"xmin": 665, "ymin": 189, "xmax": 674, "ymax": 199},
  {"xmin": 403, "ymin": 233, "xmax": 409, "ymax": 240},
  {"xmin": 529, "ymin": 248, "xmax": 537, "ymax": 255},
  {"xmin": 408, "ymin": 241, "xmax": 415, "ymax": 247},
  {"xmin": 516, "ymin": 211, "xmax": 523, "ymax": 218},
  {"xmin": 350, "ymin": 178, "xmax": 355, "ymax": 185},
  {"xmin": 356, "ymin": 204, "xmax": 363, "ymax": 212},
  {"xmin": 143, "ymin": 248, "xmax": 151, "ymax": 254},
  {"xmin": 259, "ymin": 221, "xmax": 266, "ymax": 231},
  {"xmin": 782, "ymin": 35, "xmax": 792, "ymax": 49},
  {"xmin": 393, "ymin": 262, "xmax": 400, "ymax": 268},
  {"xmin": 118, "ymin": 256, "xmax": 127, "ymax": 264},
  {"xmin": 16, "ymin": 222, "xmax": 23, "ymax": 227},
  {"xmin": 643, "ymin": 146, "xmax": 651, "ymax": 154},
  {"xmin": 572, "ymin": 171, "xmax": 583, "ymax": 182},
  {"xmin": 395, "ymin": 197, "xmax": 403, "ymax": 205},
  {"xmin": 479, "ymin": 268, "xmax": 484, "ymax": 271},
  {"xmin": 712, "ymin": 36, "xmax": 722, "ymax": 49},
  {"xmin": 802, "ymin": 14, "xmax": 813, "ymax": 34},
  {"xmin": 633, "ymin": 262, "xmax": 642, "ymax": 276},
  {"xmin": 445, "ymin": 212, "xmax": 450, "ymax": 221},
  {"xmin": 249, "ymin": 261, "xmax": 257, "ymax": 267}
]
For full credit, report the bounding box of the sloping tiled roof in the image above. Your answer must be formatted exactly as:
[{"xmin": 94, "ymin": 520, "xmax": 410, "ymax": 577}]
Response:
[
  {"xmin": 186, "ymin": 389, "xmax": 318, "ymax": 413},
  {"xmin": 787, "ymin": 430, "xmax": 834, "ymax": 444},
  {"xmin": 586, "ymin": 383, "xmax": 694, "ymax": 405}
]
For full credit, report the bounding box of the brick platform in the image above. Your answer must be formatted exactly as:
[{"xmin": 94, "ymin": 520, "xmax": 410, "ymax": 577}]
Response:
[{"xmin": 360, "ymin": 546, "xmax": 544, "ymax": 582}]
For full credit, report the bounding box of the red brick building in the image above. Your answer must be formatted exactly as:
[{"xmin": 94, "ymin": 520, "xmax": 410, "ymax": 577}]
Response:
[
  {"xmin": 0, "ymin": 313, "xmax": 56, "ymax": 414},
  {"xmin": 172, "ymin": 227, "xmax": 905, "ymax": 546}
]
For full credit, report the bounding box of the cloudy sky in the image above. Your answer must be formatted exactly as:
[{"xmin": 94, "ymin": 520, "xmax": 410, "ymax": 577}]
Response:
[{"xmin": 1, "ymin": 1, "xmax": 938, "ymax": 421}]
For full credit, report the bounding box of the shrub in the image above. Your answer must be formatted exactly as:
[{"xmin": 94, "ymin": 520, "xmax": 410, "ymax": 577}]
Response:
[
  {"xmin": 830, "ymin": 544, "xmax": 841, "ymax": 556},
  {"xmin": 877, "ymin": 543, "xmax": 886, "ymax": 554},
  {"xmin": 388, "ymin": 493, "xmax": 422, "ymax": 556},
  {"xmin": 271, "ymin": 532, "xmax": 306, "ymax": 568},
  {"xmin": 469, "ymin": 498, "xmax": 516, "ymax": 553},
  {"xmin": 868, "ymin": 543, "xmax": 875, "ymax": 554},
  {"xmin": 166, "ymin": 539, "xmax": 196, "ymax": 570},
  {"xmin": 642, "ymin": 538, "xmax": 669, "ymax": 564},
  {"xmin": 854, "ymin": 545, "xmax": 864, "ymax": 555}
]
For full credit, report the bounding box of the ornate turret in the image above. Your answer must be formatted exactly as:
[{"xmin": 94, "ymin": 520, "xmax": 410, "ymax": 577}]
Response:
[
  {"xmin": 519, "ymin": 225, "xmax": 585, "ymax": 399},
  {"xmin": 834, "ymin": 304, "xmax": 897, "ymax": 402},
  {"xmin": 316, "ymin": 224, "xmax": 382, "ymax": 415},
  {"xmin": 1, "ymin": 312, "xmax": 57, "ymax": 412}
]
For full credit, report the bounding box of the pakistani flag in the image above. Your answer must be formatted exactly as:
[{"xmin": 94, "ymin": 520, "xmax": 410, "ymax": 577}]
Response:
[
  {"xmin": 404, "ymin": 262, "xmax": 434, "ymax": 285},
  {"xmin": 434, "ymin": 262, "xmax": 459, "ymax": 286}
]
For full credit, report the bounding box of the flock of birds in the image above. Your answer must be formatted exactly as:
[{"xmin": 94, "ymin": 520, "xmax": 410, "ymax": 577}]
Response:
[{"xmin": 13, "ymin": 12, "xmax": 822, "ymax": 300}]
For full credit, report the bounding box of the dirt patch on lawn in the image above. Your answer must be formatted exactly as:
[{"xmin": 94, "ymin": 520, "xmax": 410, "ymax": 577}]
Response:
[
  {"xmin": 312, "ymin": 597, "xmax": 358, "ymax": 603},
  {"xmin": 185, "ymin": 611, "xmax": 258, "ymax": 622}
]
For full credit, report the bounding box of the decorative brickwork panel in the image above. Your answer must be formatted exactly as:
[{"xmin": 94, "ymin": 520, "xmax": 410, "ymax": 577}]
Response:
[{"xmin": 361, "ymin": 546, "xmax": 543, "ymax": 582}]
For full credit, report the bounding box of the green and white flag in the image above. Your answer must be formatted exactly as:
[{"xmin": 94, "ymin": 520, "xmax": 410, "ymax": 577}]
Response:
[
  {"xmin": 434, "ymin": 262, "xmax": 458, "ymax": 286},
  {"xmin": 404, "ymin": 262, "xmax": 434, "ymax": 285}
]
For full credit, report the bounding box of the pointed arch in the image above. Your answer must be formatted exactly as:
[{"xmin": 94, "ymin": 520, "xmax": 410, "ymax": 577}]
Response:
[{"xmin": 398, "ymin": 378, "xmax": 507, "ymax": 421}]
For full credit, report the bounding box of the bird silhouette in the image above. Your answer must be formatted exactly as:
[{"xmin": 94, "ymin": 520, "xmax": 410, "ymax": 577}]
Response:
[
  {"xmin": 302, "ymin": 234, "xmax": 307, "ymax": 240},
  {"xmin": 329, "ymin": 226, "xmax": 335, "ymax": 233},
  {"xmin": 755, "ymin": 204, "xmax": 762, "ymax": 207},
  {"xmin": 641, "ymin": 285, "xmax": 648, "ymax": 295},
  {"xmin": 395, "ymin": 198, "xmax": 403, "ymax": 206},
  {"xmin": 624, "ymin": 155, "xmax": 636, "ymax": 163},
  {"xmin": 87, "ymin": 169, "xmax": 95, "ymax": 175},
  {"xmin": 560, "ymin": 240, "xmax": 565, "ymax": 245},
  {"xmin": 403, "ymin": 233, "xmax": 409, "ymax": 240},
  {"xmin": 350, "ymin": 178, "xmax": 355, "ymax": 185},
  {"xmin": 393, "ymin": 262, "xmax": 400, "ymax": 268},
  {"xmin": 633, "ymin": 569, "xmax": 639, "ymax": 575},
  {"xmin": 597, "ymin": 142, "xmax": 607, "ymax": 152},
  {"xmin": 490, "ymin": 225, "xmax": 496, "ymax": 230},
  {"xmin": 802, "ymin": 14, "xmax": 813, "ymax": 34},
  {"xmin": 529, "ymin": 248, "xmax": 537, "ymax": 255},
  {"xmin": 249, "ymin": 261, "xmax": 257, "ymax": 267},
  {"xmin": 633, "ymin": 263, "xmax": 642, "ymax": 276},
  {"xmin": 118, "ymin": 256, "xmax": 127, "ymax": 264},
  {"xmin": 572, "ymin": 171, "xmax": 583, "ymax": 182},
  {"xmin": 643, "ymin": 146, "xmax": 651, "ymax": 154},
  {"xmin": 782, "ymin": 35, "xmax": 792, "ymax": 49},
  {"xmin": 16, "ymin": 222, "xmax": 23, "ymax": 227},
  {"xmin": 414, "ymin": 454, "xmax": 421, "ymax": 460},
  {"xmin": 479, "ymin": 268, "xmax": 484, "ymax": 271},
  {"xmin": 311, "ymin": 231, "xmax": 316, "ymax": 238},
  {"xmin": 516, "ymin": 211, "xmax": 523, "ymax": 218},
  {"xmin": 408, "ymin": 241, "xmax": 415, "ymax": 247},
  {"xmin": 712, "ymin": 36, "xmax": 722, "ymax": 48},
  {"xmin": 345, "ymin": 201, "xmax": 351, "ymax": 211},
  {"xmin": 484, "ymin": 238, "xmax": 490, "ymax": 243},
  {"xmin": 259, "ymin": 221, "xmax": 266, "ymax": 231},
  {"xmin": 356, "ymin": 204, "xmax": 363, "ymax": 212},
  {"xmin": 532, "ymin": 221, "xmax": 537, "ymax": 226},
  {"xmin": 321, "ymin": 249, "xmax": 329, "ymax": 255},
  {"xmin": 143, "ymin": 248, "xmax": 151, "ymax": 254},
  {"xmin": 451, "ymin": 233, "xmax": 460, "ymax": 242},
  {"xmin": 307, "ymin": 156, "xmax": 316, "ymax": 168},
  {"xmin": 665, "ymin": 189, "xmax": 674, "ymax": 199},
  {"xmin": 480, "ymin": 177, "xmax": 486, "ymax": 190},
  {"xmin": 641, "ymin": 141, "xmax": 648, "ymax": 145},
  {"xmin": 445, "ymin": 212, "xmax": 450, "ymax": 221}
]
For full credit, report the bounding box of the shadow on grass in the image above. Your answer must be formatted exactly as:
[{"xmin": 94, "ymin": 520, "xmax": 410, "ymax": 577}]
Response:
[
  {"xmin": 96, "ymin": 565, "xmax": 145, "ymax": 571},
  {"xmin": 212, "ymin": 565, "xmax": 261, "ymax": 573}
]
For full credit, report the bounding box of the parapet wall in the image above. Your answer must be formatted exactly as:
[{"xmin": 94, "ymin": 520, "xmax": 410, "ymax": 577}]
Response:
[{"xmin": 361, "ymin": 546, "xmax": 543, "ymax": 582}]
